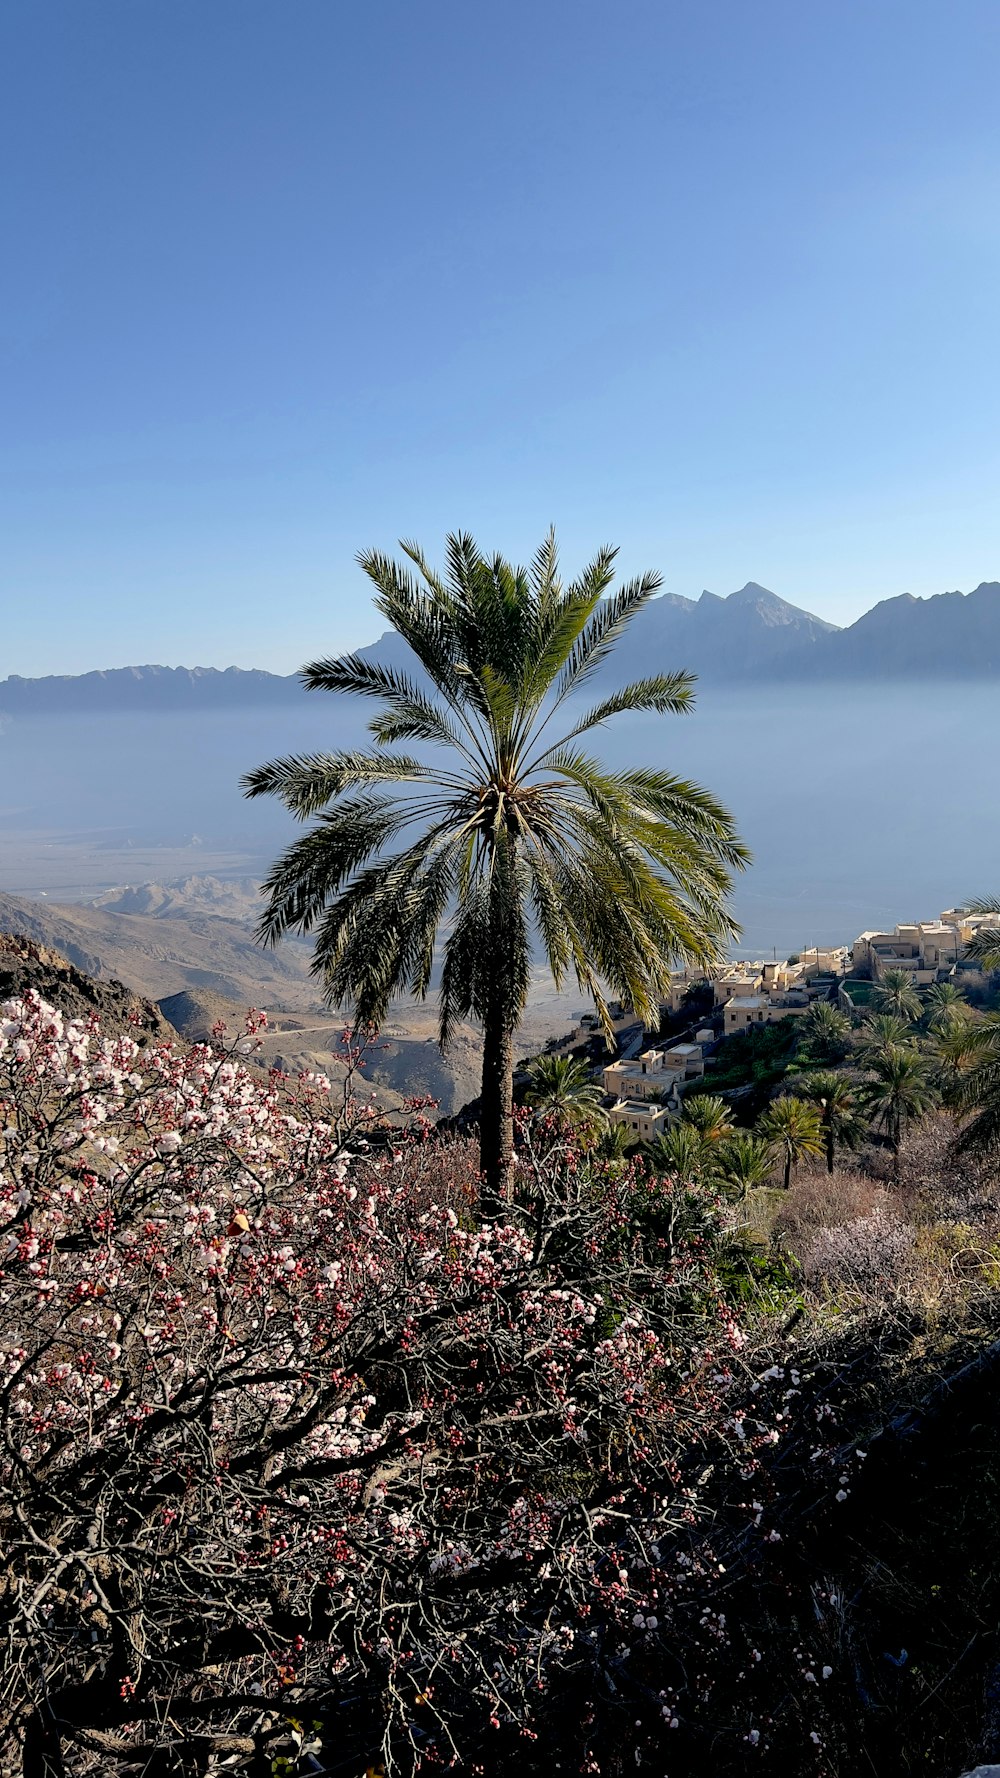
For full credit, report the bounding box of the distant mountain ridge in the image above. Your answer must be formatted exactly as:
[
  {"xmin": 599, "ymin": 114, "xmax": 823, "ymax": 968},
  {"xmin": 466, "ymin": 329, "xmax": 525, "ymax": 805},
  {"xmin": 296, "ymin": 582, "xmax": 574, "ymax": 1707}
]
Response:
[
  {"xmin": 777, "ymin": 581, "xmax": 1000, "ymax": 678},
  {"xmin": 0, "ymin": 664, "xmax": 306, "ymax": 713},
  {"xmin": 579, "ymin": 580, "xmax": 839, "ymax": 686},
  {"xmin": 4, "ymin": 579, "xmax": 1000, "ymax": 708},
  {"xmin": 346, "ymin": 580, "xmax": 840, "ymax": 690}
]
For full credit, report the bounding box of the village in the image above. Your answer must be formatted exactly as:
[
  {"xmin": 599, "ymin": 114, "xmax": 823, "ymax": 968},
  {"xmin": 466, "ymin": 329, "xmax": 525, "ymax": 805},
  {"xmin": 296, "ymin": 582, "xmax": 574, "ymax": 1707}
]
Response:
[{"xmin": 540, "ymin": 904, "xmax": 1000, "ymax": 1143}]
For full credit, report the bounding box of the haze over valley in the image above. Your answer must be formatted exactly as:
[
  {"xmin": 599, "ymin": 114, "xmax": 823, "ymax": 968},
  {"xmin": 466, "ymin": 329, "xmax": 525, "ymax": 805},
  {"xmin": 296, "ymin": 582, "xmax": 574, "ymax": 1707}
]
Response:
[
  {"xmin": 3, "ymin": 642, "xmax": 1000, "ymax": 960},
  {"xmin": 3, "ymin": 579, "xmax": 1000, "ymax": 1111}
]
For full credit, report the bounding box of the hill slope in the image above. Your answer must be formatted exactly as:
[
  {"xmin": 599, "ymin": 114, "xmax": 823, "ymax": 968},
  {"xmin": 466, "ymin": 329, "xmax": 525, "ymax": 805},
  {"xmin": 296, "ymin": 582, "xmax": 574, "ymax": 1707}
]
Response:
[
  {"xmin": 0, "ymin": 932, "xmax": 169, "ymax": 1040},
  {"xmin": 0, "ymin": 888, "xmax": 492, "ymax": 1117},
  {"xmin": 0, "ymin": 890, "xmax": 321, "ymax": 1009}
]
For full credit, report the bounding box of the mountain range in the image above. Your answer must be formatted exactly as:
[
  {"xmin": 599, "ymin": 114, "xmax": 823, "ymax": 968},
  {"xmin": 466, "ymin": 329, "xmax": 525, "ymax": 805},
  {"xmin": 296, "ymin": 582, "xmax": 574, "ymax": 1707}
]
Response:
[{"xmin": 3, "ymin": 580, "xmax": 1000, "ymax": 710}]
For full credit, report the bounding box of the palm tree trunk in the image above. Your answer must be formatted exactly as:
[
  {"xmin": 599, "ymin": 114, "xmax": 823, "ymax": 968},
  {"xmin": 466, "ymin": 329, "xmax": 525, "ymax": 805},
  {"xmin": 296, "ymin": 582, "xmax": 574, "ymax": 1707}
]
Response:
[
  {"xmin": 783, "ymin": 1150, "xmax": 792, "ymax": 1191},
  {"xmin": 826, "ymin": 1120, "xmax": 835, "ymax": 1173},
  {"xmin": 480, "ymin": 987, "xmax": 515, "ymax": 1215}
]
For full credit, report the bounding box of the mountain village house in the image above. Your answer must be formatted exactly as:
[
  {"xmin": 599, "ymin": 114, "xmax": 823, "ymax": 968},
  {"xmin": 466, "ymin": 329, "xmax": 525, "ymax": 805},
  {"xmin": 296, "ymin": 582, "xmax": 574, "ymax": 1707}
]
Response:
[{"xmin": 850, "ymin": 906, "xmax": 1000, "ymax": 984}]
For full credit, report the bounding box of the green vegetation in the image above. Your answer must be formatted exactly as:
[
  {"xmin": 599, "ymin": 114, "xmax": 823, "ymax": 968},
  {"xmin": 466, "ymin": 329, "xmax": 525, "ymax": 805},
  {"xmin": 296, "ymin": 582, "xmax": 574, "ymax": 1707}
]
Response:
[
  {"xmin": 680, "ymin": 1091, "xmax": 734, "ymax": 1142},
  {"xmin": 703, "ymin": 1018, "xmax": 800, "ymax": 1094},
  {"xmin": 955, "ymin": 1016, "xmax": 1000, "ymax": 1154},
  {"xmin": 647, "ymin": 1120, "xmax": 712, "ymax": 1182},
  {"xmin": 638, "ymin": 945, "xmax": 1000, "ymax": 1198},
  {"xmin": 245, "ymin": 531, "xmax": 746, "ymax": 1203},
  {"xmin": 797, "ymin": 998, "xmax": 852, "ymax": 1062},
  {"xmin": 861, "ymin": 1042, "xmax": 937, "ymax": 1150},
  {"xmin": 713, "ymin": 1128, "xmax": 775, "ymax": 1195},
  {"xmin": 924, "ymin": 978, "xmax": 968, "ymax": 1028},
  {"xmin": 840, "ymin": 977, "xmax": 875, "ymax": 1007}
]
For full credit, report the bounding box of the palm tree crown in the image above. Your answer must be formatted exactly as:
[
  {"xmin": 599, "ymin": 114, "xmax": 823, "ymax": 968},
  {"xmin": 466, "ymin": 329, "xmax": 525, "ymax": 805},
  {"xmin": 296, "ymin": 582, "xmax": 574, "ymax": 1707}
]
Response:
[
  {"xmin": 680, "ymin": 1094, "xmax": 734, "ymax": 1143},
  {"xmin": 245, "ymin": 532, "xmax": 747, "ymax": 1201},
  {"xmin": 524, "ymin": 1054, "xmax": 608, "ymax": 1135},
  {"xmin": 714, "ymin": 1132, "xmax": 774, "ymax": 1198},
  {"xmin": 799, "ymin": 1001, "xmax": 852, "ymax": 1063},
  {"xmin": 924, "ymin": 980, "xmax": 968, "ymax": 1030},
  {"xmin": 647, "ymin": 1122, "xmax": 710, "ymax": 1185},
  {"xmin": 861, "ymin": 1011, "xmax": 916, "ymax": 1059},
  {"xmin": 757, "ymin": 1095, "xmax": 824, "ymax": 1190},
  {"xmin": 874, "ymin": 968, "xmax": 922, "ymax": 1024},
  {"xmin": 862, "ymin": 1043, "xmax": 937, "ymax": 1150},
  {"xmin": 792, "ymin": 1070, "xmax": 864, "ymax": 1172}
]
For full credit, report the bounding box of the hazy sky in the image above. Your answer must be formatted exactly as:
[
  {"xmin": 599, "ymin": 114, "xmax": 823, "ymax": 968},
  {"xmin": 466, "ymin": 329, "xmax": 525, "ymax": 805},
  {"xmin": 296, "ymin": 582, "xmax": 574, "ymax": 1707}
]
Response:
[{"xmin": 4, "ymin": 0, "xmax": 1000, "ymax": 676}]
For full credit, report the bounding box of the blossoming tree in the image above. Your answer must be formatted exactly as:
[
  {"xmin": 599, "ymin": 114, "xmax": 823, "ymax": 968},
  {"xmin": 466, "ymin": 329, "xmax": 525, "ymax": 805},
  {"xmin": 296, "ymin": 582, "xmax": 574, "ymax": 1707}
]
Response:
[{"xmin": 0, "ymin": 992, "xmax": 748, "ymax": 1777}]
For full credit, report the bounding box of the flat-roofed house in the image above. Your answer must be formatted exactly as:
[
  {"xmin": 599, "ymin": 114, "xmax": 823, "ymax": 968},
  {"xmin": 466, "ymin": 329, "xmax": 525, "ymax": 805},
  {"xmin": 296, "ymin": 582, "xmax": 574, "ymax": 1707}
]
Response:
[
  {"xmin": 723, "ymin": 990, "xmax": 809, "ymax": 1036},
  {"xmin": 605, "ymin": 1099, "xmax": 672, "ymax": 1142}
]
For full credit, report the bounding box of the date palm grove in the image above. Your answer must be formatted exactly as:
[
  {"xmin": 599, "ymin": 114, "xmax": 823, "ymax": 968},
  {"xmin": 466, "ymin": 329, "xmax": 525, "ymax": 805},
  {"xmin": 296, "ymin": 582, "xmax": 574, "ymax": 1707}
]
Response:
[{"xmin": 245, "ymin": 532, "xmax": 747, "ymax": 1201}]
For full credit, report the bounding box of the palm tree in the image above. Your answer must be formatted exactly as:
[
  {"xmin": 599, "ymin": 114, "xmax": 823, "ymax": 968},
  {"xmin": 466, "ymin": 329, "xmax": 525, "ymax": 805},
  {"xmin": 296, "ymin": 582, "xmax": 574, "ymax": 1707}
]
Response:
[
  {"xmin": 647, "ymin": 1121, "xmax": 712, "ymax": 1185},
  {"xmin": 799, "ymin": 1001, "xmax": 852, "ymax": 1063},
  {"xmin": 954, "ymin": 1019, "xmax": 1000, "ymax": 1154},
  {"xmin": 924, "ymin": 980, "xmax": 967, "ymax": 1031},
  {"xmin": 757, "ymin": 1095, "xmax": 824, "ymax": 1190},
  {"xmin": 596, "ymin": 1121, "xmax": 634, "ymax": 1162},
  {"xmin": 874, "ymin": 967, "xmax": 922, "ymax": 1024},
  {"xmin": 959, "ymin": 899, "xmax": 1000, "ymax": 975},
  {"xmin": 793, "ymin": 1070, "xmax": 864, "ymax": 1173},
  {"xmin": 244, "ymin": 532, "xmax": 746, "ymax": 1205},
  {"xmin": 860, "ymin": 1011, "xmax": 916, "ymax": 1058},
  {"xmin": 524, "ymin": 1054, "xmax": 608, "ymax": 1135},
  {"xmin": 680, "ymin": 1093, "xmax": 734, "ymax": 1143},
  {"xmin": 861, "ymin": 1043, "xmax": 937, "ymax": 1150},
  {"xmin": 714, "ymin": 1131, "xmax": 775, "ymax": 1198},
  {"xmin": 928, "ymin": 1016, "xmax": 990, "ymax": 1103}
]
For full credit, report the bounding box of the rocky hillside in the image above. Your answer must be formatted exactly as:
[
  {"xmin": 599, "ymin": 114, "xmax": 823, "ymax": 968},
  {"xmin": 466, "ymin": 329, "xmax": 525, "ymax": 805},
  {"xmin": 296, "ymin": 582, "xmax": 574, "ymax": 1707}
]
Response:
[
  {"xmin": 0, "ymin": 889, "xmax": 320, "ymax": 1009},
  {"xmin": 0, "ymin": 932, "xmax": 169, "ymax": 1040},
  {"xmin": 0, "ymin": 888, "xmax": 493, "ymax": 1117},
  {"xmin": 90, "ymin": 875, "xmax": 265, "ymax": 922},
  {"xmin": 157, "ymin": 987, "xmax": 482, "ymax": 1117},
  {"xmin": 0, "ymin": 929, "xmax": 481, "ymax": 1117}
]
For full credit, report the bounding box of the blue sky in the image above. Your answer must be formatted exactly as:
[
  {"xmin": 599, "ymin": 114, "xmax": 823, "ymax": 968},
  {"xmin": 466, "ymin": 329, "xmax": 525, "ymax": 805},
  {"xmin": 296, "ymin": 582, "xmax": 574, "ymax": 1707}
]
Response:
[{"xmin": 4, "ymin": 0, "xmax": 1000, "ymax": 675}]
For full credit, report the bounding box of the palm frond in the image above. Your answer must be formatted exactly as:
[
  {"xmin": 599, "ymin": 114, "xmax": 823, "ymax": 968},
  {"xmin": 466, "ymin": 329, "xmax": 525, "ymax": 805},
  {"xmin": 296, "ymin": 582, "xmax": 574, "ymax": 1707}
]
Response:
[
  {"xmin": 253, "ymin": 798, "xmax": 411, "ymax": 943},
  {"xmin": 540, "ymin": 674, "xmax": 697, "ymax": 752},
  {"xmin": 241, "ymin": 751, "xmax": 428, "ymax": 816},
  {"xmin": 962, "ymin": 901, "xmax": 1000, "ymax": 973},
  {"xmin": 554, "ymin": 568, "xmax": 664, "ymax": 700}
]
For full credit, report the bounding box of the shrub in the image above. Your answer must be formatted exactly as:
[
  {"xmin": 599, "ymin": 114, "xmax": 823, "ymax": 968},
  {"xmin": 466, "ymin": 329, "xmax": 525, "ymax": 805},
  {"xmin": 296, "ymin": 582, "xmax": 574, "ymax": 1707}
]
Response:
[
  {"xmin": 774, "ymin": 1167, "xmax": 886, "ymax": 1245},
  {"xmin": 799, "ymin": 1198, "xmax": 914, "ymax": 1289}
]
